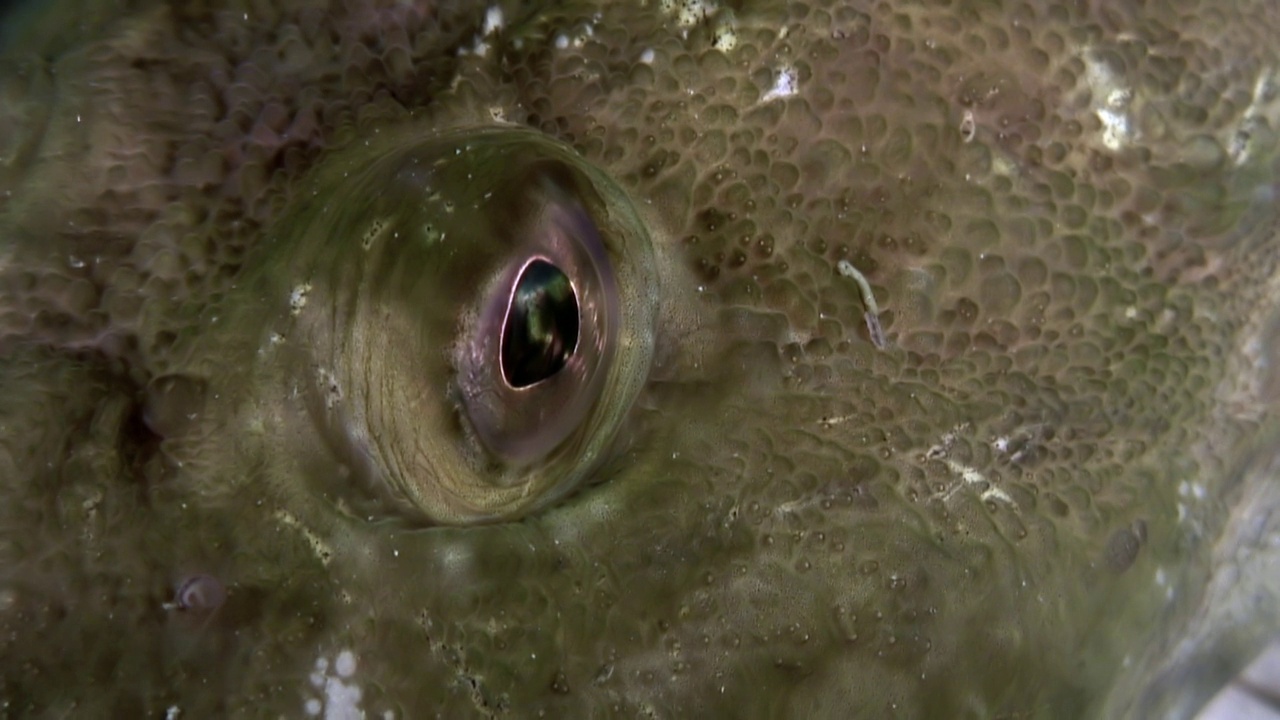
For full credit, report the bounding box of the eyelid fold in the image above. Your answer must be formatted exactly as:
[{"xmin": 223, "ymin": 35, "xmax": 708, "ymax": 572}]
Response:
[{"xmin": 242, "ymin": 127, "xmax": 658, "ymax": 525}]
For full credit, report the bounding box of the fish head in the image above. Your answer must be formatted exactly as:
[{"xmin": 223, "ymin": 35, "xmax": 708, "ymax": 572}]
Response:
[{"xmin": 1, "ymin": 1, "xmax": 1279, "ymax": 717}]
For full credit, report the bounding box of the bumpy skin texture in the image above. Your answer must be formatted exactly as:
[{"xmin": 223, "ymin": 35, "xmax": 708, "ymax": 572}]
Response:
[{"xmin": 2, "ymin": 0, "xmax": 1280, "ymax": 717}]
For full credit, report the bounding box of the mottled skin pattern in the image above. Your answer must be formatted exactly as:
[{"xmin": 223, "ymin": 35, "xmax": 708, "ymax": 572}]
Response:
[{"xmin": 1, "ymin": 0, "xmax": 1279, "ymax": 717}]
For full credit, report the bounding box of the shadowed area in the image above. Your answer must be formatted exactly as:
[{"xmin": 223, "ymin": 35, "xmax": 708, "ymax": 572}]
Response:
[{"xmin": 0, "ymin": 0, "xmax": 1278, "ymax": 717}]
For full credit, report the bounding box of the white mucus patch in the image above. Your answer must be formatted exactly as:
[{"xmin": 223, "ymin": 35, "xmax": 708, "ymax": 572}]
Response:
[
  {"xmin": 482, "ymin": 5, "xmax": 504, "ymax": 35},
  {"xmin": 317, "ymin": 368, "xmax": 343, "ymax": 409},
  {"xmin": 711, "ymin": 12, "xmax": 738, "ymax": 51},
  {"xmin": 1097, "ymin": 104, "xmax": 1132, "ymax": 151},
  {"xmin": 762, "ymin": 65, "xmax": 798, "ymax": 102},
  {"xmin": 926, "ymin": 424, "xmax": 969, "ymax": 460},
  {"xmin": 1084, "ymin": 49, "xmax": 1135, "ymax": 151},
  {"xmin": 639, "ymin": 47, "xmax": 656, "ymax": 64},
  {"xmin": 457, "ymin": 4, "xmax": 505, "ymax": 58},
  {"xmin": 304, "ymin": 650, "xmax": 366, "ymax": 720},
  {"xmin": 662, "ymin": 0, "xmax": 717, "ymax": 28},
  {"xmin": 948, "ymin": 460, "xmax": 1014, "ymax": 505},
  {"xmin": 931, "ymin": 458, "xmax": 1014, "ymax": 507},
  {"xmin": 334, "ymin": 649, "xmax": 357, "ymax": 678},
  {"xmin": 1231, "ymin": 67, "xmax": 1279, "ymax": 166},
  {"xmin": 289, "ymin": 282, "xmax": 311, "ymax": 315},
  {"xmin": 924, "ymin": 426, "xmax": 1014, "ymax": 506}
]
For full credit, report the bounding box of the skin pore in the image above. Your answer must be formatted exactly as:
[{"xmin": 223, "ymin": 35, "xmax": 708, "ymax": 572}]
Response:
[{"xmin": 1, "ymin": 0, "xmax": 1279, "ymax": 717}]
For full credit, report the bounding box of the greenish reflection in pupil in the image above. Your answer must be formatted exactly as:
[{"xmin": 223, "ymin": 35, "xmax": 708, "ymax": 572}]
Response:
[{"xmin": 501, "ymin": 260, "xmax": 580, "ymax": 388}]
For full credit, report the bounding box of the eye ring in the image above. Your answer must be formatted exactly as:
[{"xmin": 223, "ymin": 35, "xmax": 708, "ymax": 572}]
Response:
[{"xmin": 239, "ymin": 126, "xmax": 659, "ymax": 525}]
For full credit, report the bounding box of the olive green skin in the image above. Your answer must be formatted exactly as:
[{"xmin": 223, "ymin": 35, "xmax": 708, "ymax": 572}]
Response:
[{"xmin": 1, "ymin": 0, "xmax": 1279, "ymax": 717}]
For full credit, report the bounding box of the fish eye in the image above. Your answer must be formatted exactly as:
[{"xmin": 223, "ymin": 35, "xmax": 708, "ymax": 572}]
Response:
[
  {"xmin": 241, "ymin": 128, "xmax": 658, "ymax": 526},
  {"xmin": 455, "ymin": 164, "xmax": 624, "ymax": 474}
]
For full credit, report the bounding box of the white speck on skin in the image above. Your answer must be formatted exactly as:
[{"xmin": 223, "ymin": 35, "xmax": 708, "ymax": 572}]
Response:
[
  {"xmin": 959, "ymin": 110, "xmax": 976, "ymax": 143},
  {"xmin": 317, "ymin": 368, "xmax": 342, "ymax": 408},
  {"xmin": 762, "ymin": 65, "xmax": 798, "ymax": 101},
  {"xmin": 639, "ymin": 47, "xmax": 655, "ymax": 64},
  {"xmin": 304, "ymin": 699, "xmax": 322, "ymax": 716},
  {"xmin": 274, "ymin": 510, "xmax": 333, "ymax": 566},
  {"xmin": 817, "ymin": 413, "xmax": 856, "ymax": 428}
]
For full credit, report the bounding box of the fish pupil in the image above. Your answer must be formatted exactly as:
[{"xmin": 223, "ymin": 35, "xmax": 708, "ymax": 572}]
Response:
[{"xmin": 501, "ymin": 259, "xmax": 580, "ymax": 388}]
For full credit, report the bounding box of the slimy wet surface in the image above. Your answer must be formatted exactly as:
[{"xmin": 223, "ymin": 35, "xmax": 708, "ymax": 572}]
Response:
[{"xmin": 0, "ymin": 1, "xmax": 1278, "ymax": 717}]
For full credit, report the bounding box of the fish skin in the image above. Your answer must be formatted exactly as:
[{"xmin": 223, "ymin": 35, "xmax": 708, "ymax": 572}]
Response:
[{"xmin": 0, "ymin": 0, "xmax": 1278, "ymax": 717}]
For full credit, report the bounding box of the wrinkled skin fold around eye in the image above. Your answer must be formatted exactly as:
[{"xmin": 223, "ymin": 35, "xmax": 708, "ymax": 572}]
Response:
[
  {"xmin": 186, "ymin": 126, "xmax": 658, "ymax": 525},
  {"xmin": 0, "ymin": 0, "xmax": 1279, "ymax": 718}
]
